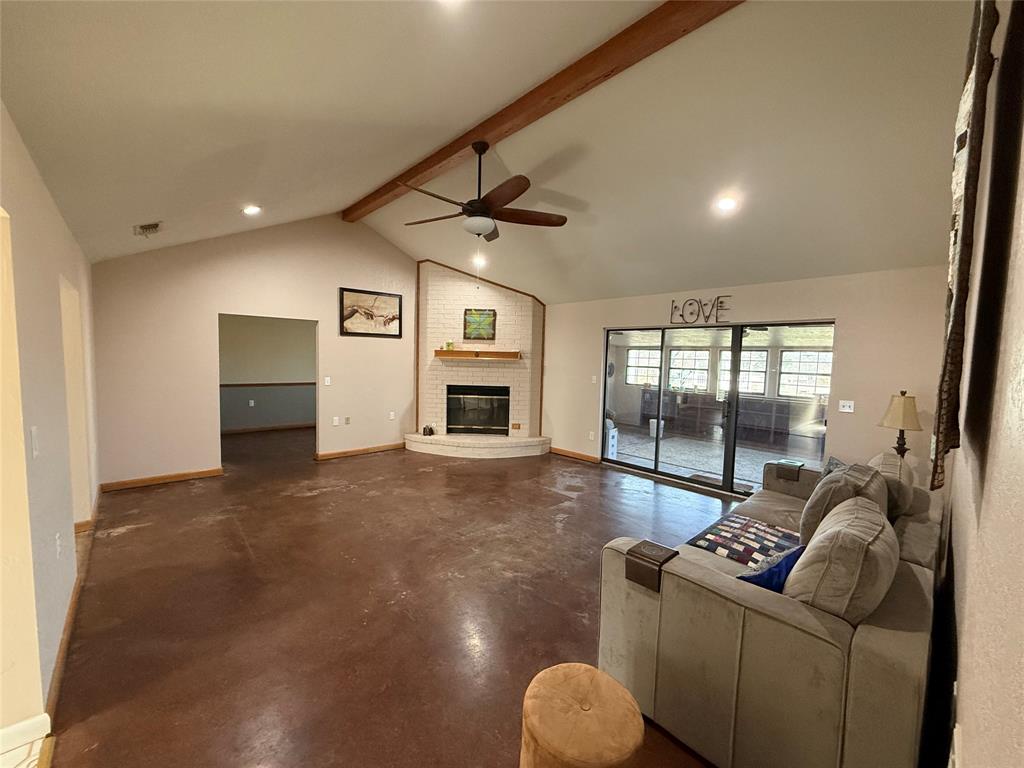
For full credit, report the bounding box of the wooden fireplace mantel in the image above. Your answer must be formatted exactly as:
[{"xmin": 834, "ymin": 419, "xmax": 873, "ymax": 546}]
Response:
[{"xmin": 434, "ymin": 350, "xmax": 522, "ymax": 361}]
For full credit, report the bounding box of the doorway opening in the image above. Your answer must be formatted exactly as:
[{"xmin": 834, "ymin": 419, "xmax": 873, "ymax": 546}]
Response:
[
  {"xmin": 602, "ymin": 322, "xmax": 834, "ymax": 494},
  {"xmin": 59, "ymin": 275, "xmax": 93, "ymax": 524},
  {"xmin": 218, "ymin": 313, "xmax": 318, "ymax": 462}
]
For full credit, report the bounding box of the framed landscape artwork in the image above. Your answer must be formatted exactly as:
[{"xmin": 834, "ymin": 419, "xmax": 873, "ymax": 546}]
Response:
[
  {"xmin": 339, "ymin": 288, "xmax": 402, "ymax": 338},
  {"xmin": 464, "ymin": 308, "xmax": 496, "ymax": 340}
]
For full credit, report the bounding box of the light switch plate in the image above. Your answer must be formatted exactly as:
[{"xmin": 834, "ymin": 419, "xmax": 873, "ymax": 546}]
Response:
[
  {"xmin": 30, "ymin": 426, "xmax": 39, "ymax": 458},
  {"xmin": 324, "ymin": 376, "xmax": 332, "ymax": 386},
  {"xmin": 248, "ymin": 399, "xmax": 255, "ymax": 407},
  {"xmin": 332, "ymin": 416, "xmax": 340, "ymax": 426},
  {"xmin": 839, "ymin": 400, "xmax": 855, "ymax": 413}
]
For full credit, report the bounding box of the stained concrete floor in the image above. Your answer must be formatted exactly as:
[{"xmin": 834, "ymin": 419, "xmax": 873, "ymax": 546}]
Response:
[{"xmin": 54, "ymin": 428, "xmax": 733, "ymax": 767}]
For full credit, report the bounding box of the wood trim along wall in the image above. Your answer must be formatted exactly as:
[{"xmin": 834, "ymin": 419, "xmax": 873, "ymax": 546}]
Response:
[
  {"xmin": 220, "ymin": 422, "xmax": 316, "ymax": 435},
  {"xmin": 99, "ymin": 467, "xmax": 224, "ymax": 492},
  {"xmin": 315, "ymin": 443, "xmax": 405, "ymax": 461},
  {"xmin": 415, "ymin": 260, "xmax": 421, "ymax": 429},
  {"xmin": 73, "ymin": 519, "xmax": 93, "ymax": 534},
  {"xmin": 46, "ymin": 525, "xmax": 94, "ymax": 717},
  {"xmin": 417, "ymin": 259, "xmax": 545, "ymax": 306},
  {"xmin": 340, "ymin": 1, "xmax": 743, "ymax": 221},
  {"xmin": 549, "ymin": 446, "xmax": 601, "ymax": 464},
  {"xmin": 539, "ymin": 303, "xmax": 546, "ymax": 438},
  {"xmin": 219, "ymin": 381, "xmax": 315, "ymax": 387}
]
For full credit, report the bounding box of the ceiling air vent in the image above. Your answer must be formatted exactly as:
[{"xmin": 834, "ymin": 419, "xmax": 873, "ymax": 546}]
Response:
[{"xmin": 132, "ymin": 221, "xmax": 162, "ymax": 238}]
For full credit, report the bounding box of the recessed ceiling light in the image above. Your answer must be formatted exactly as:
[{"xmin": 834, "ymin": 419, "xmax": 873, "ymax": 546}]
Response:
[
  {"xmin": 715, "ymin": 196, "xmax": 738, "ymax": 213},
  {"xmin": 241, "ymin": 204, "xmax": 262, "ymax": 216},
  {"xmin": 472, "ymin": 253, "xmax": 487, "ymax": 269}
]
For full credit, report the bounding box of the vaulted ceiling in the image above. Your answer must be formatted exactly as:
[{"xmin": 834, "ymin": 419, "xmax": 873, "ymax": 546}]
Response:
[{"xmin": 2, "ymin": 1, "xmax": 970, "ymax": 304}]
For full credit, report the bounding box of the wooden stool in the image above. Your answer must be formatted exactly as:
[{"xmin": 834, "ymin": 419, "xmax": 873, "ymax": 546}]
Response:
[{"xmin": 519, "ymin": 662, "xmax": 644, "ymax": 768}]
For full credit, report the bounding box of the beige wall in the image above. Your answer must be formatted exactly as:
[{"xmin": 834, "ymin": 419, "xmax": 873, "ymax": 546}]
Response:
[
  {"xmin": 1, "ymin": 103, "xmax": 96, "ymax": 698},
  {"xmin": 218, "ymin": 314, "xmax": 317, "ymax": 384},
  {"xmin": 92, "ymin": 215, "xmax": 416, "ymax": 482},
  {"xmin": 543, "ymin": 266, "xmax": 947, "ymax": 474},
  {"xmin": 0, "ymin": 209, "xmax": 46, "ymax": 732},
  {"xmin": 945, "ymin": 7, "xmax": 1023, "ymax": 764}
]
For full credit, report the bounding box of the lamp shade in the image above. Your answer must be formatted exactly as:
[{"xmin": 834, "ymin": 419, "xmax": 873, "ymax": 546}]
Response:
[{"xmin": 879, "ymin": 391, "xmax": 923, "ymax": 431}]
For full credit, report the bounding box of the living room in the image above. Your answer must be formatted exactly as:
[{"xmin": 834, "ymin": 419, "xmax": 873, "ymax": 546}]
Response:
[{"xmin": 1, "ymin": 2, "xmax": 1021, "ymax": 767}]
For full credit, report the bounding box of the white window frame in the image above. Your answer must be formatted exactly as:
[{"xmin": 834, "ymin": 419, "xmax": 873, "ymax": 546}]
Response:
[
  {"xmin": 667, "ymin": 348, "xmax": 710, "ymax": 392},
  {"xmin": 625, "ymin": 348, "xmax": 661, "ymax": 387},
  {"xmin": 717, "ymin": 349, "xmax": 768, "ymax": 397},
  {"xmin": 777, "ymin": 348, "xmax": 833, "ymax": 398}
]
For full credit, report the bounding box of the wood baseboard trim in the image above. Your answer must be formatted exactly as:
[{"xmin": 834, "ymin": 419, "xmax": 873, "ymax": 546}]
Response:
[
  {"xmin": 549, "ymin": 447, "xmax": 601, "ymax": 464},
  {"xmin": 221, "ymin": 422, "xmax": 315, "ymax": 435},
  {"xmin": 73, "ymin": 519, "xmax": 93, "ymax": 534},
  {"xmin": 100, "ymin": 467, "xmax": 224, "ymax": 493},
  {"xmin": 46, "ymin": 528, "xmax": 93, "ymax": 716},
  {"xmin": 315, "ymin": 443, "xmax": 405, "ymax": 461}
]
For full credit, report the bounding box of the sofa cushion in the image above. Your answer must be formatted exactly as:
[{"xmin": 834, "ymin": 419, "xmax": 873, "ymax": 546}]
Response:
[
  {"xmin": 799, "ymin": 464, "xmax": 888, "ymax": 544},
  {"xmin": 734, "ymin": 489, "xmax": 805, "ymax": 531},
  {"xmin": 867, "ymin": 452, "xmax": 916, "ymax": 519},
  {"xmin": 784, "ymin": 497, "xmax": 900, "ymax": 625}
]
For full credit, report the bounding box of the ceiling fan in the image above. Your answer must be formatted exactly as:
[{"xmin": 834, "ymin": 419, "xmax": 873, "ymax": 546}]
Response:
[{"xmin": 401, "ymin": 141, "xmax": 567, "ymax": 242}]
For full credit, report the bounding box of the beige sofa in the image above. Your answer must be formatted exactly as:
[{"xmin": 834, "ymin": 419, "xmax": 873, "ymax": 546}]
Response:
[{"xmin": 598, "ymin": 461, "xmax": 944, "ymax": 768}]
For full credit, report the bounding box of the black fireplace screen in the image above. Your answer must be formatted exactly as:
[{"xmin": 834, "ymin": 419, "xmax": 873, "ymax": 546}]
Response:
[{"xmin": 446, "ymin": 385, "xmax": 510, "ymax": 435}]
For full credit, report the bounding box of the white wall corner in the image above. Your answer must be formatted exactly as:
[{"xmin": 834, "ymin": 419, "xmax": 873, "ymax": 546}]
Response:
[{"xmin": 0, "ymin": 713, "xmax": 50, "ymax": 767}]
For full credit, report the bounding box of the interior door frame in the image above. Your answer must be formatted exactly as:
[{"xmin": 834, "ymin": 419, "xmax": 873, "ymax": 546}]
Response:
[{"xmin": 601, "ymin": 319, "xmax": 835, "ymax": 496}]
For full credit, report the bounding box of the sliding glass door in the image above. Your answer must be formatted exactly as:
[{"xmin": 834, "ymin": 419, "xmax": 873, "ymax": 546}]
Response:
[
  {"xmin": 655, "ymin": 327, "xmax": 733, "ymax": 487},
  {"xmin": 602, "ymin": 322, "xmax": 834, "ymax": 494},
  {"xmin": 731, "ymin": 325, "xmax": 833, "ymax": 491}
]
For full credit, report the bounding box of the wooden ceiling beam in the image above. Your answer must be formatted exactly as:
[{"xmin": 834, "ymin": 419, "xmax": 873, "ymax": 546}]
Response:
[{"xmin": 340, "ymin": 0, "xmax": 743, "ymax": 222}]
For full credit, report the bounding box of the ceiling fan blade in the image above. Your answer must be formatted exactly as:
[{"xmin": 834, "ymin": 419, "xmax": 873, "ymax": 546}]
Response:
[
  {"xmin": 491, "ymin": 207, "xmax": 567, "ymax": 227},
  {"xmin": 481, "ymin": 175, "xmax": 530, "ymax": 211},
  {"xmin": 404, "ymin": 213, "xmax": 463, "ymax": 226},
  {"xmin": 398, "ymin": 182, "xmax": 464, "ymax": 208},
  {"xmin": 483, "ymin": 224, "xmax": 499, "ymax": 242}
]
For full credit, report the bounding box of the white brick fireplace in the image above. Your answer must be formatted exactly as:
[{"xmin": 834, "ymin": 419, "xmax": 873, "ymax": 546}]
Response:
[{"xmin": 411, "ymin": 261, "xmax": 547, "ymax": 456}]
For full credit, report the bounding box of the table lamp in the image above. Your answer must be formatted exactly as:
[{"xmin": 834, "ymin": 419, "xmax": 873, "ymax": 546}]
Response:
[{"xmin": 879, "ymin": 390, "xmax": 922, "ymax": 458}]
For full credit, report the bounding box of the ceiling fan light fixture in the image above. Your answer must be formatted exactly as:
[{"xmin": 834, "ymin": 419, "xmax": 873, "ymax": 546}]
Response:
[{"xmin": 463, "ymin": 216, "xmax": 496, "ymax": 236}]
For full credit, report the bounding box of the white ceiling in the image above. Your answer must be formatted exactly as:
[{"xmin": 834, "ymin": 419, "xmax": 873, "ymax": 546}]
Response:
[
  {"xmin": 2, "ymin": 1, "xmax": 971, "ymax": 305},
  {"xmin": 0, "ymin": 0, "xmax": 656, "ymax": 261}
]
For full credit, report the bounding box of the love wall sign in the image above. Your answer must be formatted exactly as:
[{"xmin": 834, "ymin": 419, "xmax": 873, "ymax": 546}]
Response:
[{"xmin": 670, "ymin": 295, "xmax": 732, "ymax": 325}]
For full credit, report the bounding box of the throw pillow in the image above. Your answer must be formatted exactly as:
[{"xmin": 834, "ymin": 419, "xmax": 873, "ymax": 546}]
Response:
[
  {"xmin": 867, "ymin": 452, "xmax": 916, "ymax": 519},
  {"xmin": 799, "ymin": 463, "xmax": 888, "ymax": 543},
  {"xmin": 784, "ymin": 497, "xmax": 899, "ymax": 625},
  {"xmin": 821, "ymin": 456, "xmax": 848, "ymax": 477},
  {"xmin": 737, "ymin": 545, "xmax": 806, "ymax": 593}
]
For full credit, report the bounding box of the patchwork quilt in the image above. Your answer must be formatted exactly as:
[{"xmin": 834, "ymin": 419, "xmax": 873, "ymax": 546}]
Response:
[{"xmin": 687, "ymin": 513, "xmax": 800, "ymax": 568}]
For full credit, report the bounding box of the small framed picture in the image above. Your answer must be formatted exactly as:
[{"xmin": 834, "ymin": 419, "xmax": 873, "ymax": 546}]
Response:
[
  {"xmin": 339, "ymin": 288, "xmax": 402, "ymax": 338},
  {"xmin": 463, "ymin": 308, "xmax": 497, "ymax": 340}
]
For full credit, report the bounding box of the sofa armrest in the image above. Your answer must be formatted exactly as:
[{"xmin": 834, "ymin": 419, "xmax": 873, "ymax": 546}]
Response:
[
  {"xmin": 843, "ymin": 561, "xmax": 934, "ymax": 768},
  {"xmin": 762, "ymin": 462, "xmax": 821, "ymax": 500}
]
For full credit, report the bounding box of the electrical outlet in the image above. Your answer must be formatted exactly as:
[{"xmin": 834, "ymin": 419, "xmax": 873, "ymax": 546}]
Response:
[
  {"xmin": 388, "ymin": 411, "xmax": 395, "ymax": 421},
  {"xmin": 248, "ymin": 399, "xmax": 255, "ymax": 407},
  {"xmin": 332, "ymin": 416, "xmax": 340, "ymax": 426},
  {"xmin": 344, "ymin": 416, "xmax": 351, "ymax": 425},
  {"xmin": 511, "ymin": 422, "xmax": 521, "ymax": 430},
  {"xmin": 588, "ymin": 431, "xmax": 595, "ymax": 441},
  {"xmin": 324, "ymin": 376, "xmax": 332, "ymax": 386},
  {"xmin": 839, "ymin": 400, "xmax": 855, "ymax": 413},
  {"xmin": 591, "ymin": 375, "xmax": 597, "ymax": 384}
]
